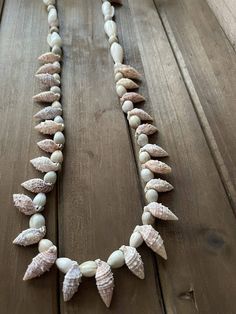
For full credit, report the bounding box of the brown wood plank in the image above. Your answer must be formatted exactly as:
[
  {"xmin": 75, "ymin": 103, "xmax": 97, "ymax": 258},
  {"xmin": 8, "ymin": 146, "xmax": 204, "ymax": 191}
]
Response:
[
  {"xmin": 57, "ymin": 0, "xmax": 164, "ymax": 313},
  {"xmin": 0, "ymin": 0, "xmax": 58, "ymax": 313},
  {"xmin": 127, "ymin": 0, "xmax": 236, "ymax": 313}
]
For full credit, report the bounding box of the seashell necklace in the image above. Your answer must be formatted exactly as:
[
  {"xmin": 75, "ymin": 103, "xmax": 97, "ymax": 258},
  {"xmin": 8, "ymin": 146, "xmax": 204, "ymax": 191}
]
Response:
[{"xmin": 12, "ymin": 0, "xmax": 178, "ymax": 308}]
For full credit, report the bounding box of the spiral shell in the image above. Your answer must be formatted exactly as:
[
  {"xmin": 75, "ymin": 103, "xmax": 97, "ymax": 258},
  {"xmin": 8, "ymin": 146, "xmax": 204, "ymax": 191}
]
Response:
[
  {"xmin": 13, "ymin": 194, "xmax": 42, "ymax": 215},
  {"xmin": 144, "ymin": 202, "xmax": 178, "ymax": 221},
  {"xmin": 33, "ymin": 91, "xmax": 60, "ymax": 103},
  {"xmin": 35, "ymin": 73, "xmax": 60, "ymax": 87},
  {"xmin": 95, "ymin": 259, "xmax": 114, "ymax": 308},
  {"xmin": 37, "ymin": 139, "xmax": 62, "ymax": 153},
  {"xmin": 35, "ymin": 120, "xmax": 64, "ymax": 135},
  {"xmin": 116, "ymin": 78, "xmax": 139, "ymax": 90},
  {"xmin": 34, "ymin": 106, "xmax": 62, "ymax": 120},
  {"xmin": 114, "ymin": 64, "xmax": 141, "ymax": 80},
  {"xmin": 30, "ymin": 156, "xmax": 60, "ymax": 173},
  {"xmin": 36, "ymin": 62, "xmax": 60, "ymax": 74},
  {"xmin": 21, "ymin": 179, "xmax": 53, "ymax": 193},
  {"xmin": 13, "ymin": 226, "xmax": 46, "ymax": 246},
  {"xmin": 120, "ymin": 245, "xmax": 144, "ymax": 279},
  {"xmin": 23, "ymin": 245, "xmax": 57, "ymax": 280},
  {"xmin": 140, "ymin": 144, "xmax": 168, "ymax": 157},
  {"xmin": 144, "ymin": 178, "xmax": 174, "ymax": 193},
  {"xmin": 38, "ymin": 52, "xmax": 61, "ymax": 63},
  {"xmin": 134, "ymin": 225, "xmax": 167, "ymax": 259},
  {"xmin": 135, "ymin": 124, "xmax": 158, "ymax": 136},
  {"xmin": 63, "ymin": 262, "xmax": 82, "ymax": 302},
  {"xmin": 143, "ymin": 160, "xmax": 172, "ymax": 174},
  {"xmin": 121, "ymin": 92, "xmax": 145, "ymax": 104},
  {"xmin": 127, "ymin": 108, "xmax": 153, "ymax": 121}
]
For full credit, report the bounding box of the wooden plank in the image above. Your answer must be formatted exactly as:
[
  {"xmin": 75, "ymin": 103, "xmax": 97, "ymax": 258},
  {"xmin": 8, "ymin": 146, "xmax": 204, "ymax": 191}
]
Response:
[
  {"xmin": 206, "ymin": 0, "xmax": 236, "ymax": 50},
  {"xmin": 57, "ymin": 0, "xmax": 164, "ymax": 313},
  {"xmin": 127, "ymin": 0, "xmax": 236, "ymax": 312},
  {"xmin": 0, "ymin": 0, "xmax": 58, "ymax": 313},
  {"xmin": 155, "ymin": 0, "xmax": 236, "ymax": 210}
]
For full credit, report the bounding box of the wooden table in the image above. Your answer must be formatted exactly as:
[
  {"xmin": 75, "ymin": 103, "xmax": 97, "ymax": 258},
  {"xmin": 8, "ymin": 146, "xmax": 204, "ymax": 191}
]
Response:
[{"xmin": 0, "ymin": 0, "xmax": 235, "ymax": 313}]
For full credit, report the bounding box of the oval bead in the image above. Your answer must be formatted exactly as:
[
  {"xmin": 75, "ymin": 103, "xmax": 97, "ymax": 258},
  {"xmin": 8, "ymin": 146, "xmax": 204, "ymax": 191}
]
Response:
[
  {"xmin": 54, "ymin": 131, "xmax": 65, "ymax": 144},
  {"xmin": 129, "ymin": 115, "xmax": 141, "ymax": 129},
  {"xmin": 140, "ymin": 168, "xmax": 154, "ymax": 183},
  {"xmin": 38, "ymin": 239, "xmax": 54, "ymax": 253},
  {"xmin": 29, "ymin": 213, "xmax": 46, "ymax": 229},
  {"xmin": 142, "ymin": 212, "xmax": 155, "ymax": 225},
  {"xmin": 129, "ymin": 232, "xmax": 143, "ymax": 248},
  {"xmin": 56, "ymin": 257, "xmax": 74, "ymax": 274},
  {"xmin": 139, "ymin": 151, "xmax": 151, "ymax": 164},
  {"xmin": 137, "ymin": 134, "xmax": 148, "ymax": 147},
  {"xmin": 145, "ymin": 189, "xmax": 158, "ymax": 203},
  {"xmin": 33, "ymin": 193, "xmax": 47, "ymax": 208},
  {"xmin": 107, "ymin": 250, "xmax": 125, "ymax": 268},
  {"xmin": 44, "ymin": 171, "xmax": 57, "ymax": 184},
  {"xmin": 80, "ymin": 261, "xmax": 97, "ymax": 277},
  {"xmin": 50, "ymin": 150, "xmax": 63, "ymax": 163}
]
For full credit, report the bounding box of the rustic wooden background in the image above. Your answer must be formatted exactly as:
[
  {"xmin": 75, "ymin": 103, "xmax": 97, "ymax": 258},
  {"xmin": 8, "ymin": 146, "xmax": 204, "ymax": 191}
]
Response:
[{"xmin": 0, "ymin": 0, "xmax": 235, "ymax": 313}]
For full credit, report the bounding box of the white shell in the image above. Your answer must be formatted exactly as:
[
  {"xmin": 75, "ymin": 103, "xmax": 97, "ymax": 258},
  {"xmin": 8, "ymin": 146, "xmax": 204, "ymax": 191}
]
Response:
[
  {"xmin": 63, "ymin": 262, "xmax": 82, "ymax": 302},
  {"xmin": 129, "ymin": 231, "xmax": 143, "ymax": 248},
  {"xmin": 137, "ymin": 134, "xmax": 148, "ymax": 147},
  {"xmin": 48, "ymin": 8, "xmax": 58, "ymax": 27},
  {"xmin": 50, "ymin": 86, "xmax": 61, "ymax": 94},
  {"xmin": 52, "ymin": 101, "xmax": 62, "ymax": 109},
  {"xmin": 102, "ymin": 1, "xmax": 114, "ymax": 17},
  {"xmin": 52, "ymin": 45, "xmax": 62, "ymax": 56},
  {"xmin": 107, "ymin": 250, "xmax": 125, "ymax": 268},
  {"xmin": 145, "ymin": 189, "xmax": 158, "ymax": 203},
  {"xmin": 110, "ymin": 42, "xmax": 123, "ymax": 64},
  {"xmin": 44, "ymin": 171, "xmax": 57, "ymax": 184},
  {"xmin": 104, "ymin": 20, "xmax": 117, "ymax": 37},
  {"xmin": 54, "ymin": 115, "xmax": 64, "ymax": 123},
  {"xmin": 53, "ymin": 131, "xmax": 65, "ymax": 145},
  {"xmin": 13, "ymin": 226, "xmax": 46, "ymax": 246},
  {"xmin": 33, "ymin": 193, "xmax": 47, "ymax": 208},
  {"xmin": 139, "ymin": 151, "xmax": 151, "ymax": 164},
  {"xmin": 115, "ymin": 72, "xmax": 123, "ymax": 82},
  {"xmin": 129, "ymin": 115, "xmax": 141, "ymax": 129},
  {"xmin": 140, "ymin": 168, "xmax": 154, "ymax": 183},
  {"xmin": 56, "ymin": 257, "xmax": 74, "ymax": 274},
  {"xmin": 38, "ymin": 239, "xmax": 54, "ymax": 253},
  {"xmin": 80, "ymin": 261, "xmax": 97, "ymax": 277},
  {"xmin": 122, "ymin": 100, "xmax": 134, "ymax": 113},
  {"xmin": 142, "ymin": 212, "xmax": 155, "ymax": 225},
  {"xmin": 116, "ymin": 85, "xmax": 127, "ymax": 97},
  {"xmin": 29, "ymin": 213, "xmax": 46, "ymax": 229},
  {"xmin": 50, "ymin": 32, "xmax": 62, "ymax": 47},
  {"xmin": 50, "ymin": 150, "xmax": 63, "ymax": 163}
]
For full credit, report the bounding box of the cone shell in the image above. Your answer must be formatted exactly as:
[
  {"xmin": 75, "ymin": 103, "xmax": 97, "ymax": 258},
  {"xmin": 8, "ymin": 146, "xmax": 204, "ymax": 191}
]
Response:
[
  {"xmin": 38, "ymin": 52, "xmax": 61, "ymax": 63},
  {"xmin": 114, "ymin": 64, "xmax": 141, "ymax": 80},
  {"xmin": 35, "ymin": 120, "xmax": 64, "ymax": 135},
  {"xmin": 13, "ymin": 226, "xmax": 46, "ymax": 246},
  {"xmin": 23, "ymin": 245, "xmax": 57, "ymax": 280},
  {"xmin": 121, "ymin": 92, "xmax": 145, "ymax": 104},
  {"xmin": 120, "ymin": 245, "xmax": 144, "ymax": 279},
  {"xmin": 135, "ymin": 225, "xmax": 167, "ymax": 259},
  {"xmin": 33, "ymin": 91, "xmax": 60, "ymax": 103},
  {"xmin": 145, "ymin": 178, "xmax": 174, "ymax": 193},
  {"xmin": 95, "ymin": 259, "xmax": 114, "ymax": 308},
  {"xmin": 36, "ymin": 62, "xmax": 60, "ymax": 74},
  {"xmin": 116, "ymin": 78, "xmax": 139, "ymax": 90},
  {"xmin": 13, "ymin": 194, "xmax": 42, "ymax": 215},
  {"xmin": 34, "ymin": 106, "xmax": 62, "ymax": 120},
  {"xmin": 140, "ymin": 144, "xmax": 168, "ymax": 157},
  {"xmin": 37, "ymin": 139, "xmax": 62, "ymax": 153},
  {"xmin": 35, "ymin": 73, "xmax": 60, "ymax": 87},
  {"xmin": 144, "ymin": 202, "xmax": 178, "ymax": 221},
  {"xmin": 128, "ymin": 108, "xmax": 153, "ymax": 121},
  {"xmin": 30, "ymin": 156, "xmax": 60, "ymax": 173},
  {"xmin": 143, "ymin": 160, "xmax": 172, "ymax": 174},
  {"xmin": 136, "ymin": 123, "xmax": 158, "ymax": 136},
  {"xmin": 63, "ymin": 262, "xmax": 82, "ymax": 302},
  {"xmin": 21, "ymin": 179, "xmax": 53, "ymax": 193}
]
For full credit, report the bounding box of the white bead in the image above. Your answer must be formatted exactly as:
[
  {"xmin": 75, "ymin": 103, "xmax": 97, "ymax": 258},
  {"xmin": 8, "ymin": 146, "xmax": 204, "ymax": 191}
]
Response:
[
  {"xmin": 129, "ymin": 115, "xmax": 141, "ymax": 129},
  {"xmin": 115, "ymin": 72, "xmax": 123, "ymax": 82},
  {"xmin": 139, "ymin": 151, "xmax": 151, "ymax": 164},
  {"xmin": 122, "ymin": 100, "xmax": 133, "ymax": 113},
  {"xmin": 53, "ymin": 131, "xmax": 65, "ymax": 144},
  {"xmin": 50, "ymin": 86, "xmax": 61, "ymax": 94},
  {"xmin": 38, "ymin": 239, "xmax": 54, "ymax": 253},
  {"xmin": 145, "ymin": 189, "xmax": 158, "ymax": 203},
  {"xmin": 129, "ymin": 232, "xmax": 143, "ymax": 248},
  {"xmin": 50, "ymin": 150, "xmax": 63, "ymax": 163},
  {"xmin": 137, "ymin": 134, "xmax": 148, "ymax": 146},
  {"xmin": 52, "ymin": 45, "xmax": 62, "ymax": 55},
  {"xmin": 116, "ymin": 85, "xmax": 127, "ymax": 97},
  {"xmin": 29, "ymin": 213, "xmax": 45, "ymax": 229},
  {"xmin": 107, "ymin": 250, "xmax": 125, "ymax": 268},
  {"xmin": 33, "ymin": 193, "xmax": 46, "ymax": 209},
  {"xmin": 43, "ymin": 0, "xmax": 55, "ymax": 6},
  {"xmin": 104, "ymin": 20, "xmax": 117, "ymax": 37},
  {"xmin": 110, "ymin": 42, "xmax": 123, "ymax": 64},
  {"xmin": 54, "ymin": 115, "xmax": 64, "ymax": 123},
  {"xmin": 56, "ymin": 257, "xmax": 73, "ymax": 274},
  {"xmin": 140, "ymin": 168, "xmax": 154, "ymax": 182},
  {"xmin": 50, "ymin": 32, "xmax": 62, "ymax": 47},
  {"xmin": 53, "ymin": 73, "xmax": 60, "ymax": 81},
  {"xmin": 52, "ymin": 101, "xmax": 62, "ymax": 109},
  {"xmin": 48, "ymin": 8, "xmax": 58, "ymax": 27},
  {"xmin": 44, "ymin": 171, "xmax": 57, "ymax": 184},
  {"xmin": 142, "ymin": 212, "xmax": 155, "ymax": 225},
  {"xmin": 80, "ymin": 261, "xmax": 97, "ymax": 277}
]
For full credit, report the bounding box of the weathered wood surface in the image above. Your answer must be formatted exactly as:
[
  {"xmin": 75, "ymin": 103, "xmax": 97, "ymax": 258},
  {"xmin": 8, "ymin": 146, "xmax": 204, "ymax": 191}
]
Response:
[{"xmin": 0, "ymin": 0, "xmax": 236, "ymax": 313}]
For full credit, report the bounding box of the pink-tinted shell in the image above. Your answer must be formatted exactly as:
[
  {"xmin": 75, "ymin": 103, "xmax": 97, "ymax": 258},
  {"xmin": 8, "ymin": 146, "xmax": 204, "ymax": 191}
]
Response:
[
  {"xmin": 144, "ymin": 202, "xmax": 178, "ymax": 221},
  {"xmin": 143, "ymin": 160, "xmax": 172, "ymax": 174},
  {"xmin": 63, "ymin": 262, "xmax": 82, "ymax": 302},
  {"xmin": 35, "ymin": 120, "xmax": 64, "ymax": 135},
  {"xmin": 134, "ymin": 225, "xmax": 167, "ymax": 259},
  {"xmin": 34, "ymin": 106, "xmax": 62, "ymax": 120},
  {"xmin": 38, "ymin": 52, "xmax": 61, "ymax": 63},
  {"xmin": 121, "ymin": 92, "xmax": 145, "ymax": 104},
  {"xmin": 13, "ymin": 226, "xmax": 46, "ymax": 246},
  {"xmin": 135, "ymin": 123, "xmax": 158, "ymax": 136},
  {"xmin": 35, "ymin": 74, "xmax": 60, "ymax": 87},
  {"xmin": 144, "ymin": 178, "xmax": 174, "ymax": 193},
  {"xmin": 21, "ymin": 179, "xmax": 53, "ymax": 193},
  {"xmin": 30, "ymin": 156, "xmax": 60, "ymax": 173},
  {"xmin": 140, "ymin": 144, "xmax": 168, "ymax": 157},
  {"xmin": 23, "ymin": 245, "xmax": 57, "ymax": 280},
  {"xmin": 120, "ymin": 245, "xmax": 144, "ymax": 279},
  {"xmin": 116, "ymin": 78, "xmax": 139, "ymax": 89},
  {"xmin": 127, "ymin": 108, "xmax": 153, "ymax": 121},
  {"xmin": 13, "ymin": 194, "xmax": 41, "ymax": 215},
  {"xmin": 95, "ymin": 259, "xmax": 114, "ymax": 308},
  {"xmin": 114, "ymin": 64, "xmax": 141, "ymax": 80},
  {"xmin": 33, "ymin": 91, "xmax": 60, "ymax": 103},
  {"xmin": 37, "ymin": 139, "xmax": 62, "ymax": 153},
  {"xmin": 36, "ymin": 63, "xmax": 61, "ymax": 74}
]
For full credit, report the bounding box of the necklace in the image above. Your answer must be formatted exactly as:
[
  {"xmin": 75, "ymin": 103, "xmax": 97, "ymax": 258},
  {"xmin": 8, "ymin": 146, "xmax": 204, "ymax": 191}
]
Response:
[{"xmin": 12, "ymin": 0, "xmax": 178, "ymax": 308}]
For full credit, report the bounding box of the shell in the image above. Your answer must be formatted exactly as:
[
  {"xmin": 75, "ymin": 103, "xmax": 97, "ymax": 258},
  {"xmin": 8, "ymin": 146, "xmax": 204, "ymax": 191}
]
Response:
[
  {"xmin": 13, "ymin": 194, "xmax": 41, "ymax": 215},
  {"xmin": 33, "ymin": 193, "xmax": 47, "ymax": 208},
  {"xmin": 50, "ymin": 32, "xmax": 63, "ymax": 47},
  {"xmin": 48, "ymin": 8, "xmax": 58, "ymax": 27},
  {"xmin": 43, "ymin": 0, "xmax": 55, "ymax": 5},
  {"xmin": 140, "ymin": 144, "xmax": 168, "ymax": 157},
  {"xmin": 122, "ymin": 100, "xmax": 134, "ymax": 113},
  {"xmin": 95, "ymin": 259, "xmax": 114, "ymax": 308},
  {"xmin": 110, "ymin": 42, "xmax": 123, "ymax": 64},
  {"xmin": 143, "ymin": 160, "xmax": 172, "ymax": 174},
  {"xmin": 135, "ymin": 123, "xmax": 158, "ymax": 136},
  {"xmin": 37, "ymin": 139, "xmax": 62, "ymax": 153},
  {"xmin": 116, "ymin": 85, "xmax": 127, "ymax": 97},
  {"xmin": 104, "ymin": 20, "xmax": 117, "ymax": 37},
  {"xmin": 129, "ymin": 231, "xmax": 143, "ymax": 248},
  {"xmin": 114, "ymin": 64, "xmax": 141, "ymax": 80},
  {"xmin": 29, "ymin": 213, "xmax": 46, "ymax": 229},
  {"xmin": 145, "ymin": 189, "xmax": 158, "ymax": 203},
  {"xmin": 50, "ymin": 150, "xmax": 63, "ymax": 163},
  {"xmin": 80, "ymin": 261, "xmax": 97, "ymax": 277},
  {"xmin": 116, "ymin": 78, "xmax": 139, "ymax": 89},
  {"xmin": 134, "ymin": 225, "xmax": 167, "ymax": 259},
  {"xmin": 21, "ymin": 179, "xmax": 53, "ymax": 193},
  {"xmin": 144, "ymin": 202, "xmax": 178, "ymax": 221},
  {"xmin": 140, "ymin": 168, "xmax": 154, "ymax": 182},
  {"xmin": 36, "ymin": 62, "xmax": 61, "ymax": 74},
  {"xmin": 63, "ymin": 262, "xmax": 82, "ymax": 302},
  {"xmin": 30, "ymin": 156, "xmax": 60, "ymax": 173},
  {"xmin": 139, "ymin": 151, "xmax": 151, "ymax": 164},
  {"xmin": 56, "ymin": 258, "xmax": 74, "ymax": 274},
  {"xmin": 34, "ymin": 106, "xmax": 62, "ymax": 120},
  {"xmin": 23, "ymin": 245, "xmax": 57, "ymax": 280},
  {"xmin": 35, "ymin": 74, "xmax": 60, "ymax": 87},
  {"xmin": 120, "ymin": 245, "xmax": 144, "ymax": 279},
  {"xmin": 38, "ymin": 52, "xmax": 61, "ymax": 63},
  {"xmin": 127, "ymin": 108, "xmax": 153, "ymax": 121},
  {"xmin": 13, "ymin": 226, "xmax": 46, "ymax": 246},
  {"xmin": 33, "ymin": 91, "xmax": 60, "ymax": 103},
  {"xmin": 121, "ymin": 92, "xmax": 145, "ymax": 104},
  {"xmin": 129, "ymin": 115, "xmax": 141, "ymax": 129},
  {"xmin": 107, "ymin": 250, "xmax": 125, "ymax": 268},
  {"xmin": 53, "ymin": 131, "xmax": 65, "ymax": 144},
  {"xmin": 145, "ymin": 178, "xmax": 174, "ymax": 193},
  {"xmin": 102, "ymin": 2, "xmax": 114, "ymax": 18},
  {"xmin": 142, "ymin": 211, "xmax": 155, "ymax": 225},
  {"xmin": 38, "ymin": 239, "xmax": 54, "ymax": 253},
  {"xmin": 137, "ymin": 134, "xmax": 149, "ymax": 147},
  {"xmin": 35, "ymin": 120, "xmax": 64, "ymax": 135},
  {"xmin": 44, "ymin": 171, "xmax": 57, "ymax": 184}
]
